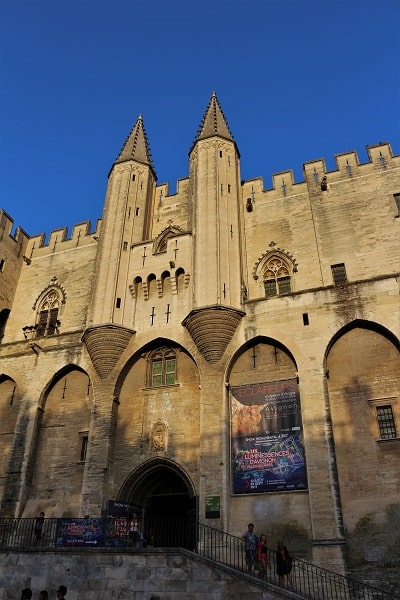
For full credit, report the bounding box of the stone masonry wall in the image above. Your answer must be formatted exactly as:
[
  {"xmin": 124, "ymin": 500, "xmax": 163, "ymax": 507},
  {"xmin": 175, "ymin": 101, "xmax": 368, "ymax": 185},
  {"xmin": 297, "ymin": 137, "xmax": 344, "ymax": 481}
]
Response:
[{"xmin": 0, "ymin": 548, "xmax": 287, "ymax": 600}]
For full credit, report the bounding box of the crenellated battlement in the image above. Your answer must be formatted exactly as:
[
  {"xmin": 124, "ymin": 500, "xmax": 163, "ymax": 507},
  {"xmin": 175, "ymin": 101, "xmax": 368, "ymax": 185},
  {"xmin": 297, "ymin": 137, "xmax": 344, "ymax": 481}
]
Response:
[
  {"xmin": 25, "ymin": 219, "xmax": 102, "ymax": 258},
  {"xmin": 0, "ymin": 209, "xmax": 30, "ymax": 248},
  {"xmin": 242, "ymin": 142, "xmax": 398, "ymax": 198}
]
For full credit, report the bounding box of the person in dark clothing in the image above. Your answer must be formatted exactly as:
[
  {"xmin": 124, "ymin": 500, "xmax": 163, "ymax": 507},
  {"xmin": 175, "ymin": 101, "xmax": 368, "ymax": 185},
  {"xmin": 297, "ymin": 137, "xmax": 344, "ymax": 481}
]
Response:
[
  {"xmin": 56, "ymin": 585, "xmax": 67, "ymax": 599},
  {"xmin": 33, "ymin": 511, "xmax": 45, "ymax": 546},
  {"xmin": 276, "ymin": 540, "xmax": 294, "ymax": 589},
  {"xmin": 21, "ymin": 590, "xmax": 32, "ymax": 600}
]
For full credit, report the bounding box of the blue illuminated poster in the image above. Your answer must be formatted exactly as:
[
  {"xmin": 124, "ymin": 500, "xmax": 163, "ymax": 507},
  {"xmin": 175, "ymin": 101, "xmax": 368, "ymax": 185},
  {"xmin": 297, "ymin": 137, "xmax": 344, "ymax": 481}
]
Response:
[{"xmin": 231, "ymin": 379, "xmax": 307, "ymax": 494}]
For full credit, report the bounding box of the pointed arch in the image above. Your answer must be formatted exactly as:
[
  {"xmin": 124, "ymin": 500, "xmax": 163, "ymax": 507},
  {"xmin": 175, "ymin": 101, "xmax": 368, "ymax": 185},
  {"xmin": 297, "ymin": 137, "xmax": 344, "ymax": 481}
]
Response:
[
  {"xmin": 153, "ymin": 225, "xmax": 184, "ymax": 254},
  {"xmin": 324, "ymin": 319, "xmax": 399, "ymax": 362},
  {"xmin": 118, "ymin": 457, "xmax": 196, "ymax": 504},
  {"xmin": 23, "ymin": 364, "xmax": 93, "ymax": 517},
  {"xmin": 32, "ymin": 285, "xmax": 65, "ymax": 338},
  {"xmin": 253, "ymin": 249, "xmax": 298, "ymax": 298}
]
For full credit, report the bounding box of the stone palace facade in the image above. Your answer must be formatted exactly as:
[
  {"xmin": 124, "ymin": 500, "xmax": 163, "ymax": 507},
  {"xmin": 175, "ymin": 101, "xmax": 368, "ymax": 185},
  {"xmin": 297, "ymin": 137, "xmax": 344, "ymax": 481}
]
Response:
[{"xmin": 1, "ymin": 93, "xmax": 399, "ymax": 578}]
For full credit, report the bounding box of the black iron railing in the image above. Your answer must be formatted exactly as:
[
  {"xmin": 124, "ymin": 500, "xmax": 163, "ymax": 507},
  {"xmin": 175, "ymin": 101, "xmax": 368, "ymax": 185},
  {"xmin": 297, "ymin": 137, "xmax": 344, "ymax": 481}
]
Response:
[
  {"xmin": 0, "ymin": 518, "xmax": 397, "ymax": 599},
  {"xmin": 0, "ymin": 517, "xmax": 195, "ymax": 550},
  {"xmin": 197, "ymin": 523, "xmax": 397, "ymax": 600}
]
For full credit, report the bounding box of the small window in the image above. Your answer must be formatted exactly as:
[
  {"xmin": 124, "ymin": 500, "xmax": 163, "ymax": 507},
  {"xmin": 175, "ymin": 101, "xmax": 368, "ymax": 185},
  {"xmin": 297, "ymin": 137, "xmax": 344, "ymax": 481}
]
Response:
[
  {"xmin": 219, "ymin": 151, "xmax": 223, "ymax": 158},
  {"xmin": 116, "ymin": 298, "xmax": 121, "ymax": 308},
  {"xmin": 376, "ymin": 405, "xmax": 397, "ymax": 439},
  {"xmin": 331, "ymin": 263, "xmax": 347, "ymax": 286},
  {"xmin": 0, "ymin": 258, "xmax": 5, "ymax": 272},
  {"xmin": 132, "ymin": 174, "xmax": 136, "ymax": 181},
  {"xmin": 123, "ymin": 241, "xmax": 128, "ymax": 251},
  {"xmin": 394, "ymin": 194, "xmax": 400, "ymax": 216},
  {"xmin": 228, "ymin": 184, "xmax": 231, "ymax": 193},
  {"xmin": 80, "ymin": 435, "xmax": 89, "ymax": 461},
  {"xmin": 148, "ymin": 347, "xmax": 177, "ymax": 387},
  {"xmin": 136, "ymin": 207, "xmax": 140, "ymax": 216}
]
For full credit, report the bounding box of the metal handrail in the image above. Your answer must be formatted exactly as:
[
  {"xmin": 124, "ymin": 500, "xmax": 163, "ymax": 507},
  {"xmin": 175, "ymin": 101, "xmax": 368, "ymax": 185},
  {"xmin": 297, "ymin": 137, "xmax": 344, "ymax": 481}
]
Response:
[
  {"xmin": 0, "ymin": 518, "xmax": 397, "ymax": 599},
  {"xmin": 197, "ymin": 523, "xmax": 398, "ymax": 600}
]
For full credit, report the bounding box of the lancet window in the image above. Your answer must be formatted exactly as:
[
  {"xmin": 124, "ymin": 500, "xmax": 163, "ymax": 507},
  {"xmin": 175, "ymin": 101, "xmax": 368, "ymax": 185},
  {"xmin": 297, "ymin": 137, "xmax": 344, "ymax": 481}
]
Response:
[
  {"xmin": 263, "ymin": 256, "xmax": 292, "ymax": 297},
  {"xmin": 35, "ymin": 290, "xmax": 61, "ymax": 338}
]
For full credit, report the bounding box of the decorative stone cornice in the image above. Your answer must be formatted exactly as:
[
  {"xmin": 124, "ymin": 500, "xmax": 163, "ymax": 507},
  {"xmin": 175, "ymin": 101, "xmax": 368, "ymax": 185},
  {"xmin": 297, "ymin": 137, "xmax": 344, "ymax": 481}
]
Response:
[
  {"xmin": 182, "ymin": 305, "xmax": 245, "ymax": 364},
  {"xmin": 82, "ymin": 324, "xmax": 135, "ymax": 379}
]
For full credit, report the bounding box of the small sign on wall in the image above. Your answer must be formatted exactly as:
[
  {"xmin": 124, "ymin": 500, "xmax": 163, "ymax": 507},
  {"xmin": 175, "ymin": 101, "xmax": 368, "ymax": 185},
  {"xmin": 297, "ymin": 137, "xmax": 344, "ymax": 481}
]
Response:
[{"xmin": 205, "ymin": 495, "xmax": 220, "ymax": 519}]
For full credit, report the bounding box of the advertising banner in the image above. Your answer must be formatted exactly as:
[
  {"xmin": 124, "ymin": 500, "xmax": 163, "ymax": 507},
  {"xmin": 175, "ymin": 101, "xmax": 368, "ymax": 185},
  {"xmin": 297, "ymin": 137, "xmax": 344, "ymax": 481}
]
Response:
[
  {"xmin": 231, "ymin": 378, "xmax": 307, "ymax": 494},
  {"xmin": 55, "ymin": 518, "xmax": 106, "ymax": 547}
]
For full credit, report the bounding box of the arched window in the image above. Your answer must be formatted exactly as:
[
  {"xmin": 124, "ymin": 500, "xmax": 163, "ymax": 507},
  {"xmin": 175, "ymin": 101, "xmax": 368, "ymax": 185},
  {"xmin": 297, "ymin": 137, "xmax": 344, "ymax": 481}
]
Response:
[
  {"xmin": 147, "ymin": 347, "xmax": 177, "ymax": 387},
  {"xmin": 263, "ymin": 256, "xmax": 291, "ymax": 297},
  {"xmin": 36, "ymin": 290, "xmax": 60, "ymax": 337}
]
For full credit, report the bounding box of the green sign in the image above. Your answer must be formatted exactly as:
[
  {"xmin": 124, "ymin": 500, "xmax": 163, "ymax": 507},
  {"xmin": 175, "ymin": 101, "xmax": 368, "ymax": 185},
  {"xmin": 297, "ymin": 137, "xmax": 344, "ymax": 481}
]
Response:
[{"xmin": 205, "ymin": 495, "xmax": 220, "ymax": 519}]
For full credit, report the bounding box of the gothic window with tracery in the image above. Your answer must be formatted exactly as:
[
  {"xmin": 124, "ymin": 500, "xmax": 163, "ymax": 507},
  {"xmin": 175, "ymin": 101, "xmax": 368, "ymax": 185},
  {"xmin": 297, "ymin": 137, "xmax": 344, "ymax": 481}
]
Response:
[
  {"xmin": 36, "ymin": 290, "xmax": 60, "ymax": 338},
  {"xmin": 147, "ymin": 347, "xmax": 177, "ymax": 387},
  {"xmin": 263, "ymin": 257, "xmax": 292, "ymax": 297}
]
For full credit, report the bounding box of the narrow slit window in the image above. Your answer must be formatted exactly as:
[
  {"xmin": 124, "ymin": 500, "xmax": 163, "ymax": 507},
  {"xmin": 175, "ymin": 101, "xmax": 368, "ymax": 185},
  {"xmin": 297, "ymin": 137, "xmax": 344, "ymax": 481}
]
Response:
[
  {"xmin": 394, "ymin": 194, "xmax": 400, "ymax": 216},
  {"xmin": 80, "ymin": 435, "xmax": 88, "ymax": 461}
]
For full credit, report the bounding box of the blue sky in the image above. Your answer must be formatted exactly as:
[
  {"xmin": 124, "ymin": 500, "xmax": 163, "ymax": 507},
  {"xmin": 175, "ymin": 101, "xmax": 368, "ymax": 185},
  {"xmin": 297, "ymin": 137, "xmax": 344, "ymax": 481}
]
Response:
[{"xmin": 1, "ymin": 0, "xmax": 399, "ymax": 238}]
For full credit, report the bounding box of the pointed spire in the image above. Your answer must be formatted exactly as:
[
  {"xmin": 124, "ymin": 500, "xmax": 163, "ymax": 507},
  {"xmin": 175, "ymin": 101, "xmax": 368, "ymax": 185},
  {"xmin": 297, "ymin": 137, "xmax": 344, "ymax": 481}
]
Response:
[
  {"xmin": 114, "ymin": 115, "xmax": 156, "ymax": 178},
  {"xmin": 190, "ymin": 92, "xmax": 239, "ymax": 155}
]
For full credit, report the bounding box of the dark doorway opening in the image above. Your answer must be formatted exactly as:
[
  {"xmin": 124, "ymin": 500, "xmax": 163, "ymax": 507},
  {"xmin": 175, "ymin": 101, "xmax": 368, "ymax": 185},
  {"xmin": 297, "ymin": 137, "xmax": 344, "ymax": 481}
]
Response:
[{"xmin": 119, "ymin": 460, "xmax": 198, "ymax": 549}]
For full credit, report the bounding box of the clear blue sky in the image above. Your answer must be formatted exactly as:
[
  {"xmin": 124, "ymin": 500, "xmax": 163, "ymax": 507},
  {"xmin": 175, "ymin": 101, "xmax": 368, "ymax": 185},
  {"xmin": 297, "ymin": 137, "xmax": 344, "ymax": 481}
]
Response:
[{"xmin": 1, "ymin": 0, "xmax": 399, "ymax": 238}]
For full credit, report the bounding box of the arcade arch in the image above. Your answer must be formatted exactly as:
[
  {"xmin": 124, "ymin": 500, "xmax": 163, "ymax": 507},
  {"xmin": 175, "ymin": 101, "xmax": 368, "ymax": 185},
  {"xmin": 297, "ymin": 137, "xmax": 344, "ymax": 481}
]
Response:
[
  {"xmin": 325, "ymin": 321, "xmax": 399, "ymax": 532},
  {"xmin": 111, "ymin": 339, "xmax": 200, "ymax": 522},
  {"xmin": 23, "ymin": 365, "xmax": 92, "ymax": 517}
]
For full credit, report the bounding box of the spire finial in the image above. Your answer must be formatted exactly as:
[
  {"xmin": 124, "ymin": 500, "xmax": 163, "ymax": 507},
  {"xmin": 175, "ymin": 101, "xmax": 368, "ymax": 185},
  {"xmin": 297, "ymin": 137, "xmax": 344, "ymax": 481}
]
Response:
[
  {"xmin": 190, "ymin": 92, "xmax": 239, "ymax": 156},
  {"xmin": 113, "ymin": 114, "xmax": 156, "ymax": 179}
]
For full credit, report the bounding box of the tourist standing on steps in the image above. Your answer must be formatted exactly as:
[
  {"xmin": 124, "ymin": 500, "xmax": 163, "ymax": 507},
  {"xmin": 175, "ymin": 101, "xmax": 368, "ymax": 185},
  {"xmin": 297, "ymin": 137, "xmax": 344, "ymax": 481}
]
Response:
[
  {"xmin": 276, "ymin": 540, "xmax": 294, "ymax": 590},
  {"xmin": 257, "ymin": 533, "xmax": 268, "ymax": 580},
  {"xmin": 242, "ymin": 523, "xmax": 257, "ymax": 573}
]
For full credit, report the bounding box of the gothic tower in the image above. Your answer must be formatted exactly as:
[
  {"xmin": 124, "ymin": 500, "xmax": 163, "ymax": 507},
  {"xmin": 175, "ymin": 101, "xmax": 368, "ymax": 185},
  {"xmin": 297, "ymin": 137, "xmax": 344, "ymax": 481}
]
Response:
[
  {"xmin": 90, "ymin": 116, "xmax": 156, "ymax": 327},
  {"xmin": 183, "ymin": 93, "xmax": 245, "ymax": 364}
]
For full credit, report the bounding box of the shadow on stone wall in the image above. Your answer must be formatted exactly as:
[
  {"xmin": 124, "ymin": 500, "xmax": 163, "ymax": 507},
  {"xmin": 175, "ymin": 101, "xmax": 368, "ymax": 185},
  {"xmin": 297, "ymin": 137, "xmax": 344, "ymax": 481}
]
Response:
[{"xmin": 347, "ymin": 503, "xmax": 400, "ymax": 596}]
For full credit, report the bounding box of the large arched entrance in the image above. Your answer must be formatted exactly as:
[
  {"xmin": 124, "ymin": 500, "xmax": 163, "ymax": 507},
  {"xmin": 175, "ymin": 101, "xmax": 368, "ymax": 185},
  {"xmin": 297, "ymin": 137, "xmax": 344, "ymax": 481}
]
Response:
[{"xmin": 118, "ymin": 458, "xmax": 198, "ymax": 548}]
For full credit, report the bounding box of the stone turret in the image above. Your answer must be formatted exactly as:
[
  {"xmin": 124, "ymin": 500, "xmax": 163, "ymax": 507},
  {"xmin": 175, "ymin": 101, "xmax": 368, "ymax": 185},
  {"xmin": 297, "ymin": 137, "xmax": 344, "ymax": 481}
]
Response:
[
  {"xmin": 183, "ymin": 93, "xmax": 245, "ymax": 363},
  {"xmin": 89, "ymin": 115, "xmax": 157, "ymax": 328}
]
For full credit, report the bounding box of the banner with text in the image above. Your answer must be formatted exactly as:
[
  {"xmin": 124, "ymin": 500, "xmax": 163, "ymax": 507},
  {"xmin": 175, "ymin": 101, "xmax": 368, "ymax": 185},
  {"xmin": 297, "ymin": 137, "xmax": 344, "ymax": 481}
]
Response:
[{"xmin": 230, "ymin": 378, "xmax": 307, "ymax": 494}]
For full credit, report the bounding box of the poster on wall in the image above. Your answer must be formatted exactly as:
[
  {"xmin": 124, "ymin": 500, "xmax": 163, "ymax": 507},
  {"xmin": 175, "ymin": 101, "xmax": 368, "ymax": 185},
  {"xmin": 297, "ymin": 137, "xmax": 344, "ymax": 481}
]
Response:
[{"xmin": 230, "ymin": 378, "xmax": 307, "ymax": 494}]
